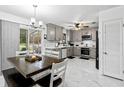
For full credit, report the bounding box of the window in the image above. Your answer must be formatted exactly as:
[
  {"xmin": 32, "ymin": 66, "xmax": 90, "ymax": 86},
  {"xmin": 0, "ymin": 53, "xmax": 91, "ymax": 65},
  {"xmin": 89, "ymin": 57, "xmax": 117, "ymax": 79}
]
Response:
[
  {"xmin": 19, "ymin": 29, "xmax": 28, "ymax": 51},
  {"xmin": 29, "ymin": 30, "xmax": 41, "ymax": 54},
  {"xmin": 19, "ymin": 27, "xmax": 42, "ymax": 54}
]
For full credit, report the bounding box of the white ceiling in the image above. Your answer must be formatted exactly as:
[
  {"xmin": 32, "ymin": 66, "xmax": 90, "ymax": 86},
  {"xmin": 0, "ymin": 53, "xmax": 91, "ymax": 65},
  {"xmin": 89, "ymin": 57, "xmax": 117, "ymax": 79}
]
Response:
[{"xmin": 0, "ymin": 5, "xmax": 119, "ymax": 26}]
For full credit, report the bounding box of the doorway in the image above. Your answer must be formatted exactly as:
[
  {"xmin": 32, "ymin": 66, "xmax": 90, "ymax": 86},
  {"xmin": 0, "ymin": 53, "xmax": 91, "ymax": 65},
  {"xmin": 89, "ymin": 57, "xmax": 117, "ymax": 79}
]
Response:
[{"xmin": 103, "ymin": 19, "xmax": 123, "ymax": 80}]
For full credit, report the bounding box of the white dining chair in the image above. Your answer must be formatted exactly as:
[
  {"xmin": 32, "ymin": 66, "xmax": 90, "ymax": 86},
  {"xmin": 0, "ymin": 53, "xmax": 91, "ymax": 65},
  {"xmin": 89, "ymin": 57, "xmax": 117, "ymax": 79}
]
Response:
[
  {"xmin": 31, "ymin": 69, "xmax": 51, "ymax": 82},
  {"xmin": 16, "ymin": 51, "xmax": 28, "ymax": 57},
  {"xmin": 36, "ymin": 58, "xmax": 68, "ymax": 87},
  {"xmin": 0, "ymin": 74, "xmax": 6, "ymax": 87}
]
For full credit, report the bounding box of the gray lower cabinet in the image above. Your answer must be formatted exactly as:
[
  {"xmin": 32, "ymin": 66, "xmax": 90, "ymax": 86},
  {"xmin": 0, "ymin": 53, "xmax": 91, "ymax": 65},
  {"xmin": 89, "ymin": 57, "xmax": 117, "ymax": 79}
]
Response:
[
  {"xmin": 67, "ymin": 47, "xmax": 73, "ymax": 57},
  {"xmin": 74, "ymin": 47, "xmax": 81, "ymax": 56},
  {"xmin": 91, "ymin": 31, "xmax": 96, "ymax": 41},
  {"xmin": 90, "ymin": 48, "xmax": 96, "ymax": 59}
]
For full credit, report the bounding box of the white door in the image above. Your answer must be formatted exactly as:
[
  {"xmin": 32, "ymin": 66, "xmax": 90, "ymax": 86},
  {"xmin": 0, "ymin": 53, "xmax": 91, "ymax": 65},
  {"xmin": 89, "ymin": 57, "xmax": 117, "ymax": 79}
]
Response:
[{"xmin": 103, "ymin": 19, "xmax": 123, "ymax": 80}]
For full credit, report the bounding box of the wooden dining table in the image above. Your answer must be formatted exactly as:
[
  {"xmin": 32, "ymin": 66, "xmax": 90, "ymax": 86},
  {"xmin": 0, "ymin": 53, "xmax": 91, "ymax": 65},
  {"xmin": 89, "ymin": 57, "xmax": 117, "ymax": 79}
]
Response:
[{"xmin": 8, "ymin": 56, "xmax": 64, "ymax": 78}]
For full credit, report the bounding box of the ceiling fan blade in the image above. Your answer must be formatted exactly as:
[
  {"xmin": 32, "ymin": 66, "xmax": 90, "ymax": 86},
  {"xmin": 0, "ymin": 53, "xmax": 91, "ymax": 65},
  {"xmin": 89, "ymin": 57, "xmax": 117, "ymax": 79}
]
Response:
[
  {"xmin": 80, "ymin": 21, "xmax": 96, "ymax": 24},
  {"xmin": 68, "ymin": 25, "xmax": 74, "ymax": 27}
]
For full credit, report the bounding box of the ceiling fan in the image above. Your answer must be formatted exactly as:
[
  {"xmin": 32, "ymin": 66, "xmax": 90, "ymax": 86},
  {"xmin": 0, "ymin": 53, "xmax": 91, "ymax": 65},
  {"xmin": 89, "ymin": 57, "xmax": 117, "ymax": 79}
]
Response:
[{"xmin": 67, "ymin": 21, "xmax": 97, "ymax": 30}]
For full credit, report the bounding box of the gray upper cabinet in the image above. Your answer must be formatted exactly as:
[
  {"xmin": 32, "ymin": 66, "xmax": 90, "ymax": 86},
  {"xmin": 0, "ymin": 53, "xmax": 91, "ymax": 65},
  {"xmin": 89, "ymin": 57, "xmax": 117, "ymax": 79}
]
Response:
[
  {"xmin": 56, "ymin": 26, "xmax": 63, "ymax": 41},
  {"xmin": 68, "ymin": 30, "xmax": 73, "ymax": 42},
  {"xmin": 91, "ymin": 30, "xmax": 96, "ymax": 41},
  {"xmin": 47, "ymin": 23, "xmax": 63, "ymax": 41},
  {"xmin": 72, "ymin": 31, "xmax": 82, "ymax": 42},
  {"xmin": 82, "ymin": 30, "xmax": 88, "ymax": 36},
  {"xmin": 47, "ymin": 23, "xmax": 56, "ymax": 41},
  {"xmin": 77, "ymin": 31, "xmax": 82, "ymax": 41},
  {"xmin": 72, "ymin": 31, "xmax": 76, "ymax": 41}
]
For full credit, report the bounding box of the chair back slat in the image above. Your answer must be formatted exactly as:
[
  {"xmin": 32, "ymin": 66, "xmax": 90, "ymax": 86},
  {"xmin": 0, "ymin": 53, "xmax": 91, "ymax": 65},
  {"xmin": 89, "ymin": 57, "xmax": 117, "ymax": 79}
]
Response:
[
  {"xmin": 53, "ymin": 65, "xmax": 66, "ymax": 74},
  {"xmin": 50, "ymin": 58, "xmax": 68, "ymax": 87},
  {"xmin": 53, "ymin": 71, "xmax": 65, "ymax": 81}
]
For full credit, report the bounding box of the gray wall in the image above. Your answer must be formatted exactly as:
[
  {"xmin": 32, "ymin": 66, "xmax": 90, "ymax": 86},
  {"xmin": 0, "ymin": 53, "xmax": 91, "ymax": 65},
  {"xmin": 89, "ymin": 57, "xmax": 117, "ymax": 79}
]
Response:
[
  {"xmin": 1, "ymin": 20, "xmax": 20, "ymax": 70},
  {"xmin": 0, "ymin": 20, "xmax": 2, "ymax": 74}
]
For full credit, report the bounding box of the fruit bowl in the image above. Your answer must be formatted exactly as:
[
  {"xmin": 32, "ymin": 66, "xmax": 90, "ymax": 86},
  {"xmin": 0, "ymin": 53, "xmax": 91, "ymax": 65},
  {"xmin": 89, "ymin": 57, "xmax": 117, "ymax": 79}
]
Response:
[{"xmin": 25, "ymin": 55, "xmax": 42, "ymax": 63}]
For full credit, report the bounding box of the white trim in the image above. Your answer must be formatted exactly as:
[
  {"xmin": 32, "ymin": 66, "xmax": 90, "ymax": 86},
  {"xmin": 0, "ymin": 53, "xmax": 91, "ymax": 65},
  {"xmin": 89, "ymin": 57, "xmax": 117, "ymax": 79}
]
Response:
[{"xmin": 0, "ymin": 11, "xmax": 29, "ymax": 25}]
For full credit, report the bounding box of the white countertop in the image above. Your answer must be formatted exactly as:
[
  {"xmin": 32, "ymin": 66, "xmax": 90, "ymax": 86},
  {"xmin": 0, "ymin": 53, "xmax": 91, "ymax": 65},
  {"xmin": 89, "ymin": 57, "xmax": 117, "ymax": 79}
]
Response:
[
  {"xmin": 45, "ymin": 45, "xmax": 95, "ymax": 50},
  {"xmin": 73, "ymin": 45, "xmax": 96, "ymax": 48}
]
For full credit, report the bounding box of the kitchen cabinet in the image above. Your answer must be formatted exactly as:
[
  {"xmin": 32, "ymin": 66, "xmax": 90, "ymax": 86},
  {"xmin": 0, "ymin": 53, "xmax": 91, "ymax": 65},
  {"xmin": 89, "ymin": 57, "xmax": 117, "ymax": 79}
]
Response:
[
  {"xmin": 67, "ymin": 48, "xmax": 69, "ymax": 57},
  {"xmin": 68, "ymin": 30, "xmax": 73, "ymax": 42},
  {"xmin": 91, "ymin": 30, "xmax": 96, "ymax": 41},
  {"xmin": 72, "ymin": 31, "xmax": 75, "ymax": 41},
  {"xmin": 78, "ymin": 31, "xmax": 82, "ymax": 41},
  {"xmin": 45, "ymin": 48, "xmax": 61, "ymax": 59},
  {"xmin": 90, "ymin": 48, "xmax": 96, "ymax": 59},
  {"xmin": 72, "ymin": 31, "xmax": 82, "ymax": 42},
  {"xmin": 66, "ymin": 30, "xmax": 70, "ymax": 41},
  {"xmin": 81, "ymin": 30, "xmax": 86, "ymax": 36},
  {"xmin": 56, "ymin": 26, "xmax": 63, "ymax": 41},
  {"xmin": 67, "ymin": 47, "xmax": 73, "ymax": 57},
  {"xmin": 47, "ymin": 23, "xmax": 56, "ymax": 41},
  {"xmin": 74, "ymin": 47, "xmax": 81, "ymax": 56},
  {"xmin": 47, "ymin": 23, "xmax": 63, "ymax": 41},
  {"xmin": 73, "ymin": 31, "xmax": 80, "ymax": 41},
  {"xmin": 61, "ymin": 48, "xmax": 67, "ymax": 58}
]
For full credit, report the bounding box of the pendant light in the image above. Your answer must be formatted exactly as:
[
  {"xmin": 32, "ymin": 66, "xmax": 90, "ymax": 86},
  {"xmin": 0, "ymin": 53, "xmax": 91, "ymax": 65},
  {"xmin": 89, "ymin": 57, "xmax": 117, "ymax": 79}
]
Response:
[{"xmin": 30, "ymin": 5, "xmax": 43, "ymax": 28}]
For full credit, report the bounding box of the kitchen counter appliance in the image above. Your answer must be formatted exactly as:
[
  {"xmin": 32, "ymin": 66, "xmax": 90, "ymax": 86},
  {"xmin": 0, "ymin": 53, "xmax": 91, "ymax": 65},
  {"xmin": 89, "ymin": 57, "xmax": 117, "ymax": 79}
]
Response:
[
  {"xmin": 80, "ymin": 48, "xmax": 90, "ymax": 60},
  {"xmin": 82, "ymin": 34, "xmax": 92, "ymax": 40}
]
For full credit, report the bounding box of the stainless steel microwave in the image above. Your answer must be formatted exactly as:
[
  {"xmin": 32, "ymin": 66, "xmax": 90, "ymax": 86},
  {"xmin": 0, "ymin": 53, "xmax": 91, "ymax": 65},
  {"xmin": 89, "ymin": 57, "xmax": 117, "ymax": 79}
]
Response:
[{"xmin": 82, "ymin": 35, "xmax": 92, "ymax": 40}]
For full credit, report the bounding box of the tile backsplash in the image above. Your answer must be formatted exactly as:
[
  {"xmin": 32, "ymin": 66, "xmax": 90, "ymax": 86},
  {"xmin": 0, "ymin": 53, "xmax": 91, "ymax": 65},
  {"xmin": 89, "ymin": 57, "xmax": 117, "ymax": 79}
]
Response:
[
  {"xmin": 73, "ymin": 40, "xmax": 96, "ymax": 47},
  {"xmin": 45, "ymin": 40, "xmax": 96, "ymax": 48},
  {"xmin": 45, "ymin": 41, "xmax": 56, "ymax": 47}
]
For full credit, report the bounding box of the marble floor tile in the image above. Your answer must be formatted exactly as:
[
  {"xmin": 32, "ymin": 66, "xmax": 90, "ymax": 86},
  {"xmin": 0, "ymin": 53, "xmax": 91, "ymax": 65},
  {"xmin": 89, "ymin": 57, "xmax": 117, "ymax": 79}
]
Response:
[
  {"xmin": 65, "ymin": 57, "xmax": 124, "ymax": 87},
  {"xmin": 1, "ymin": 57, "xmax": 124, "ymax": 87}
]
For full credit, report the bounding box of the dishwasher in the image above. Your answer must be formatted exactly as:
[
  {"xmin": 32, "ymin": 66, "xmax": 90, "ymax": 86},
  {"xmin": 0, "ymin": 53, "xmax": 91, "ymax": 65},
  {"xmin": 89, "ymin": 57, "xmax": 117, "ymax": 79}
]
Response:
[{"xmin": 61, "ymin": 48, "xmax": 67, "ymax": 58}]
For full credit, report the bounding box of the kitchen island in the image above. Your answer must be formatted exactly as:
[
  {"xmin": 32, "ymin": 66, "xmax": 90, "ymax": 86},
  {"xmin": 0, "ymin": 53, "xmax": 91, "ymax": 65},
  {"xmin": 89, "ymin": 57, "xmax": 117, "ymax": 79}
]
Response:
[{"xmin": 45, "ymin": 45, "xmax": 96, "ymax": 59}]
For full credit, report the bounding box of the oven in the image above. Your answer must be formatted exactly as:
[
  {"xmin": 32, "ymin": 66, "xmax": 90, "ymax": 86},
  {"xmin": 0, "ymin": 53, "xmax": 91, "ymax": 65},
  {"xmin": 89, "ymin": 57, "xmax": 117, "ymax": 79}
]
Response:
[{"xmin": 80, "ymin": 48, "xmax": 90, "ymax": 59}]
